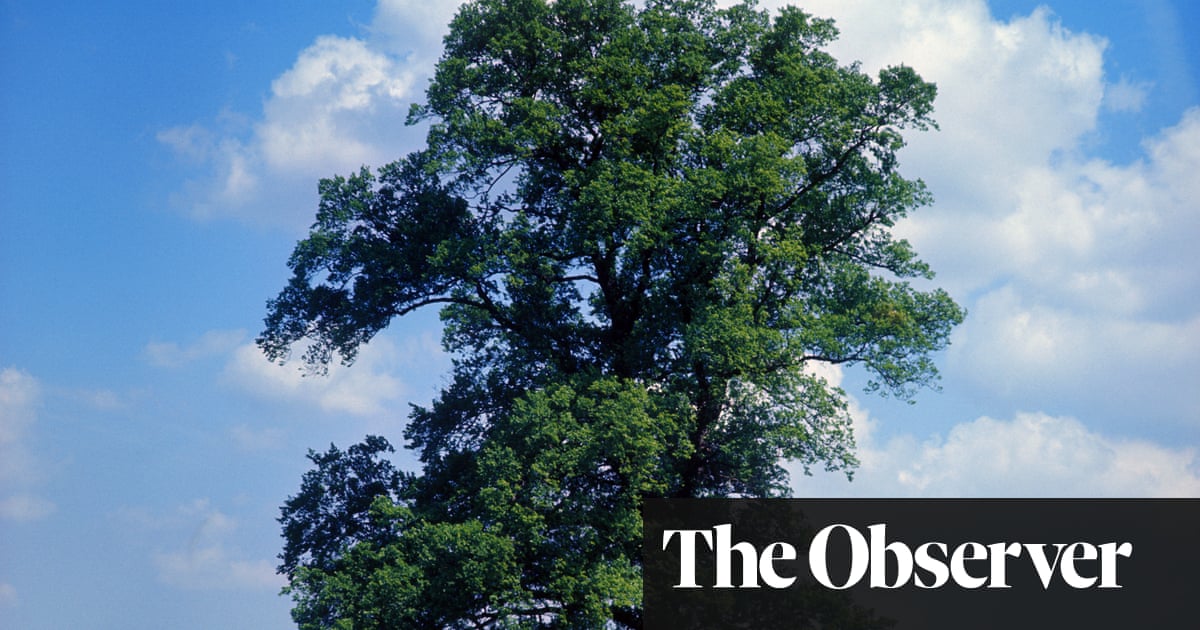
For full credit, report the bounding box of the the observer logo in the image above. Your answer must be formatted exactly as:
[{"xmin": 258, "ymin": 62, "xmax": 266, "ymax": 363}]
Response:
[
  {"xmin": 662, "ymin": 522, "xmax": 1133, "ymax": 590},
  {"xmin": 642, "ymin": 499, "xmax": 1200, "ymax": 630}
]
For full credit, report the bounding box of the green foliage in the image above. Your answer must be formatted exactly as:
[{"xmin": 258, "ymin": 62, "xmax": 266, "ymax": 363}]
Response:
[
  {"xmin": 265, "ymin": 0, "xmax": 964, "ymax": 626},
  {"xmin": 278, "ymin": 436, "xmax": 407, "ymax": 578},
  {"xmin": 288, "ymin": 498, "xmax": 524, "ymax": 629}
]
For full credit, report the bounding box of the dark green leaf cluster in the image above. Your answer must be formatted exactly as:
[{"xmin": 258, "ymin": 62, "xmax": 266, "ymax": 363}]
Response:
[
  {"xmin": 278, "ymin": 436, "xmax": 408, "ymax": 579},
  {"xmin": 264, "ymin": 0, "xmax": 964, "ymax": 627}
]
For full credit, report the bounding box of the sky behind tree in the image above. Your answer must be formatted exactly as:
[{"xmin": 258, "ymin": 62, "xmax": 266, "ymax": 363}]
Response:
[{"xmin": 2, "ymin": 1, "xmax": 1197, "ymax": 628}]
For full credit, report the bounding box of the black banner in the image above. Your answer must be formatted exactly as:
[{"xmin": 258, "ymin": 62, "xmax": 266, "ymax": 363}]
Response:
[{"xmin": 643, "ymin": 499, "xmax": 1200, "ymax": 629}]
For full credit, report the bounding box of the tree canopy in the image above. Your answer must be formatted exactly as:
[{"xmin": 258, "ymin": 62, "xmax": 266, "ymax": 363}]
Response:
[{"xmin": 262, "ymin": 0, "xmax": 964, "ymax": 627}]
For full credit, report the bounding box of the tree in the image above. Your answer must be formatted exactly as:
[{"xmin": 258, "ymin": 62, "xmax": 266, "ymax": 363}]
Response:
[{"xmin": 264, "ymin": 0, "xmax": 964, "ymax": 627}]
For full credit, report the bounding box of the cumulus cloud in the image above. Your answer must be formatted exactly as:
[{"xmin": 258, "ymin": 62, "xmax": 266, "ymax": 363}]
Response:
[
  {"xmin": 118, "ymin": 499, "xmax": 283, "ymax": 592},
  {"xmin": 155, "ymin": 547, "xmax": 281, "ymax": 592},
  {"xmin": 935, "ymin": 107, "xmax": 1200, "ymax": 427},
  {"xmin": 897, "ymin": 412, "xmax": 1199, "ymax": 496},
  {"xmin": 223, "ymin": 332, "xmax": 444, "ymax": 417},
  {"xmin": 801, "ymin": 411, "xmax": 1200, "ymax": 497},
  {"xmin": 160, "ymin": 3, "xmax": 452, "ymax": 227},
  {"xmin": 949, "ymin": 286, "xmax": 1200, "ymax": 421},
  {"xmin": 0, "ymin": 368, "xmax": 38, "ymax": 449},
  {"xmin": 1105, "ymin": 75, "xmax": 1153, "ymax": 113},
  {"xmin": 0, "ymin": 367, "xmax": 54, "ymax": 522},
  {"xmin": 791, "ymin": 366, "xmax": 1200, "ymax": 497},
  {"xmin": 154, "ymin": 513, "xmax": 283, "ymax": 591},
  {"xmin": 368, "ymin": 0, "xmax": 460, "ymax": 61},
  {"xmin": 932, "ymin": 109, "xmax": 1200, "ymax": 313},
  {"xmin": 143, "ymin": 329, "xmax": 247, "ymax": 368},
  {"xmin": 257, "ymin": 35, "xmax": 415, "ymax": 176}
]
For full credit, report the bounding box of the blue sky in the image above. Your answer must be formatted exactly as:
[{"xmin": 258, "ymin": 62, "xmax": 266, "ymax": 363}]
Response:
[{"xmin": 1, "ymin": 0, "xmax": 1197, "ymax": 628}]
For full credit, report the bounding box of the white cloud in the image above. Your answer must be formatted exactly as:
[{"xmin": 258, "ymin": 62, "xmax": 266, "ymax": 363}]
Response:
[
  {"xmin": 0, "ymin": 368, "xmax": 54, "ymax": 522},
  {"xmin": 144, "ymin": 329, "xmax": 247, "ymax": 368},
  {"xmin": 160, "ymin": 4, "xmax": 454, "ymax": 227},
  {"xmin": 0, "ymin": 367, "xmax": 38, "ymax": 449},
  {"xmin": 155, "ymin": 548, "xmax": 281, "ymax": 592},
  {"xmin": 1105, "ymin": 75, "xmax": 1153, "ymax": 113},
  {"xmin": 156, "ymin": 124, "xmax": 214, "ymax": 163},
  {"xmin": 223, "ymin": 332, "xmax": 443, "ymax": 416},
  {"xmin": 949, "ymin": 286, "xmax": 1200, "ymax": 413},
  {"xmin": 965, "ymin": 110, "xmax": 1200, "ymax": 313},
  {"xmin": 369, "ymin": 0, "xmax": 460, "ymax": 58},
  {"xmin": 258, "ymin": 35, "xmax": 415, "ymax": 176},
  {"xmin": 882, "ymin": 412, "xmax": 1199, "ymax": 497},
  {"xmin": 137, "ymin": 499, "xmax": 284, "ymax": 592},
  {"xmin": 792, "ymin": 366, "xmax": 1200, "ymax": 497},
  {"xmin": 936, "ymin": 110, "xmax": 1200, "ymax": 424},
  {"xmin": 894, "ymin": 412, "xmax": 1200, "ymax": 496}
]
